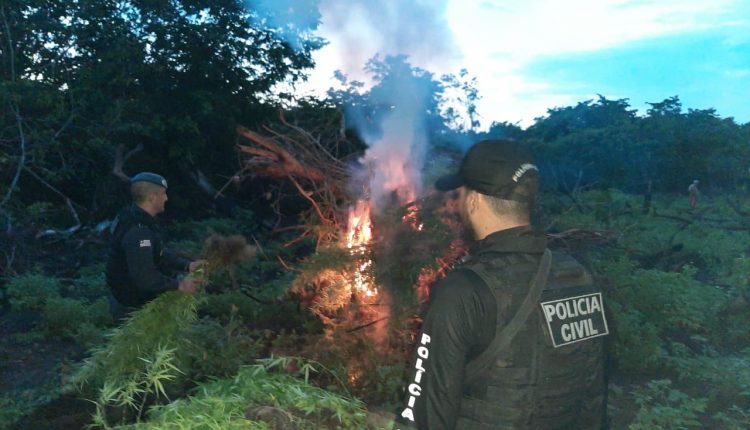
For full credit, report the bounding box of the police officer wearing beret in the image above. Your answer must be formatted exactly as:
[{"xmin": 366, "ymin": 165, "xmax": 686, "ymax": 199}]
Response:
[
  {"xmin": 396, "ymin": 140, "xmax": 608, "ymax": 430},
  {"xmin": 106, "ymin": 172, "xmax": 202, "ymax": 316}
]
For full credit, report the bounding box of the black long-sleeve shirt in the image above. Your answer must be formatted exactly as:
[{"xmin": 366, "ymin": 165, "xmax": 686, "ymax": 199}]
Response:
[
  {"xmin": 106, "ymin": 205, "xmax": 191, "ymax": 307},
  {"xmin": 396, "ymin": 268, "xmax": 497, "ymax": 430},
  {"xmin": 119, "ymin": 225, "xmax": 188, "ymax": 296}
]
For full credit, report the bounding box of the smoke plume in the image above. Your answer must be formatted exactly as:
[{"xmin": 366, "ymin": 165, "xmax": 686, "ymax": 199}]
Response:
[{"xmin": 319, "ymin": 0, "xmax": 457, "ymax": 210}]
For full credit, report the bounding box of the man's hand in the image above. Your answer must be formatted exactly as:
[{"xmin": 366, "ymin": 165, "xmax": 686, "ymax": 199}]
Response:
[
  {"xmin": 188, "ymin": 259, "xmax": 207, "ymax": 273},
  {"xmin": 178, "ymin": 277, "xmax": 199, "ymax": 295}
]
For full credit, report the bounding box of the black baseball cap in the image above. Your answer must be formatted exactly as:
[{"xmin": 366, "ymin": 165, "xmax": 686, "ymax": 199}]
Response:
[
  {"xmin": 131, "ymin": 172, "xmax": 168, "ymax": 189},
  {"xmin": 435, "ymin": 139, "xmax": 539, "ymax": 201}
]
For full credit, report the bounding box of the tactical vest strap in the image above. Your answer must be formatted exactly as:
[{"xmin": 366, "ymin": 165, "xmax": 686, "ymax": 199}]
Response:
[{"xmin": 464, "ymin": 249, "xmax": 552, "ymax": 385}]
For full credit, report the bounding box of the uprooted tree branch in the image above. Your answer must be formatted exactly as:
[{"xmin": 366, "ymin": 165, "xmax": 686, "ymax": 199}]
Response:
[{"xmin": 235, "ymin": 116, "xmax": 359, "ymax": 247}]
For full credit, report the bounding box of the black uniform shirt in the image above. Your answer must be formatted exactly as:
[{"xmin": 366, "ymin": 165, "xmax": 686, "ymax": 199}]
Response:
[
  {"xmin": 396, "ymin": 226, "xmax": 546, "ymax": 430},
  {"xmin": 106, "ymin": 205, "xmax": 190, "ymax": 307}
]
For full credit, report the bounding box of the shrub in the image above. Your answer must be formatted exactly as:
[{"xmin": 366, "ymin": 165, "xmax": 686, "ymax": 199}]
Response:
[
  {"xmin": 714, "ymin": 406, "xmax": 750, "ymax": 430},
  {"xmin": 6, "ymin": 273, "xmax": 63, "ymax": 311},
  {"xmin": 168, "ymin": 209, "xmax": 257, "ymax": 239},
  {"xmin": 628, "ymin": 380, "xmax": 707, "ymax": 430},
  {"xmin": 43, "ymin": 297, "xmax": 87, "ymax": 336},
  {"xmin": 602, "ymin": 259, "xmax": 725, "ymax": 338},
  {"xmin": 608, "ymin": 302, "xmax": 664, "ymax": 372},
  {"xmin": 182, "ymin": 315, "xmax": 265, "ymax": 382},
  {"xmin": 666, "ymin": 346, "xmax": 750, "ymax": 403},
  {"xmin": 69, "ymin": 264, "xmax": 109, "ymax": 302},
  {"xmin": 43, "ymin": 297, "xmax": 112, "ymax": 344}
]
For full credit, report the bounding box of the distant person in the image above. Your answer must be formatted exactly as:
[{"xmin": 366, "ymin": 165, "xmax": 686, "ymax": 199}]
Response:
[
  {"xmin": 106, "ymin": 172, "xmax": 203, "ymax": 317},
  {"xmin": 688, "ymin": 179, "xmax": 700, "ymax": 209}
]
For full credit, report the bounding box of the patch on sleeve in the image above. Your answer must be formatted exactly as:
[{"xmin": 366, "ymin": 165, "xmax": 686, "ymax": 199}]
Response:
[
  {"xmin": 540, "ymin": 292, "xmax": 609, "ymax": 347},
  {"xmin": 139, "ymin": 239, "xmax": 152, "ymax": 248}
]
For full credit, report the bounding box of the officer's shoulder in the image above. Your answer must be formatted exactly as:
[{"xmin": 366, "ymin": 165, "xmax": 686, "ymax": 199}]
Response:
[
  {"xmin": 431, "ymin": 269, "xmax": 484, "ymax": 302},
  {"xmin": 121, "ymin": 223, "xmax": 155, "ymax": 242}
]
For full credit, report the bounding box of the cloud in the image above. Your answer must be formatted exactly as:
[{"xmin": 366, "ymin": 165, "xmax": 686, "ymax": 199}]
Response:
[
  {"xmin": 314, "ymin": 0, "xmax": 457, "ymax": 81},
  {"xmin": 725, "ymin": 69, "xmax": 750, "ymax": 78},
  {"xmin": 448, "ymin": 0, "xmax": 739, "ymax": 62},
  {"xmin": 447, "ymin": 0, "xmax": 747, "ymax": 126},
  {"xmin": 298, "ymin": 0, "xmax": 749, "ymax": 127},
  {"xmin": 520, "ymin": 31, "xmax": 750, "ymax": 121}
]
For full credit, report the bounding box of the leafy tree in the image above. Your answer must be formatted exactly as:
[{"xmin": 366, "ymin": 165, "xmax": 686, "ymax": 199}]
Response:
[
  {"xmin": 522, "ymin": 95, "xmax": 749, "ymax": 194},
  {"xmin": 481, "ymin": 120, "xmax": 524, "ymax": 141},
  {"xmin": 328, "ymin": 55, "xmax": 480, "ymax": 147},
  {"xmin": 0, "ymin": 0, "xmax": 323, "ymax": 218}
]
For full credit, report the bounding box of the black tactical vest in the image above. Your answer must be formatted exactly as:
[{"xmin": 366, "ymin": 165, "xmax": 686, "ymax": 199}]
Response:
[
  {"xmin": 455, "ymin": 251, "xmax": 607, "ymax": 430},
  {"xmin": 105, "ymin": 206, "xmax": 166, "ymax": 305}
]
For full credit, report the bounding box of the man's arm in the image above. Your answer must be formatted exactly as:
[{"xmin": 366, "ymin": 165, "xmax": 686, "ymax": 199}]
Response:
[
  {"xmin": 161, "ymin": 248, "xmax": 192, "ymax": 273},
  {"xmin": 396, "ymin": 271, "xmax": 491, "ymax": 430},
  {"xmin": 121, "ymin": 227, "xmax": 179, "ymax": 295}
]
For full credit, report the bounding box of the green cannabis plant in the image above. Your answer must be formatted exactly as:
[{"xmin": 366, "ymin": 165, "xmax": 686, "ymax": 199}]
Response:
[{"xmin": 70, "ymin": 292, "xmax": 198, "ymax": 427}]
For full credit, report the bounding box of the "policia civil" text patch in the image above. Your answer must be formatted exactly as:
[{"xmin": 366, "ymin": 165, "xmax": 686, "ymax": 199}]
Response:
[{"xmin": 540, "ymin": 293, "xmax": 609, "ymax": 348}]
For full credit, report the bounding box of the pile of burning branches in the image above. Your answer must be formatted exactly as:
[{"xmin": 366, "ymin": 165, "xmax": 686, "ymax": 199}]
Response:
[{"xmin": 235, "ymin": 113, "xmax": 355, "ymax": 247}]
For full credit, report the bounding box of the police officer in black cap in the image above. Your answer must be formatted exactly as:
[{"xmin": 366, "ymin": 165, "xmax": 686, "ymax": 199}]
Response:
[
  {"xmin": 396, "ymin": 140, "xmax": 608, "ymax": 430},
  {"xmin": 106, "ymin": 172, "xmax": 203, "ymax": 317}
]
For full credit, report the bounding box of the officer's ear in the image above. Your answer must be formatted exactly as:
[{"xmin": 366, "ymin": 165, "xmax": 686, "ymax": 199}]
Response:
[{"xmin": 466, "ymin": 189, "xmax": 480, "ymax": 214}]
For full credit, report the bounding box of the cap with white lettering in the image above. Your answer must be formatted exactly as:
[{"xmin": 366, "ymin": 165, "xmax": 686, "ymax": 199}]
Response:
[{"xmin": 434, "ymin": 139, "xmax": 539, "ymax": 202}]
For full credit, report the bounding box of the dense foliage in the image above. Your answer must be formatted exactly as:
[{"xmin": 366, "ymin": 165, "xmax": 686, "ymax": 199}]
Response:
[
  {"xmin": 0, "ymin": 0, "xmax": 321, "ymax": 218},
  {"xmin": 506, "ymin": 95, "xmax": 750, "ymax": 194}
]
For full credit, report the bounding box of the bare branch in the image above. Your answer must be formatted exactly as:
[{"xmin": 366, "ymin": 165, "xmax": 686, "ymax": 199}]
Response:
[
  {"xmin": 277, "ymin": 255, "xmax": 302, "ymax": 272},
  {"xmin": 35, "ymin": 198, "xmax": 82, "ymax": 239},
  {"xmin": 236, "ymin": 121, "xmax": 358, "ymax": 245},
  {"xmin": 346, "ymin": 316, "xmax": 389, "ymax": 333},
  {"xmin": 213, "ymin": 168, "xmax": 248, "ymax": 199},
  {"xmin": 0, "ymin": 103, "xmax": 27, "ymax": 209},
  {"xmin": 113, "ymin": 143, "xmax": 144, "ymax": 182},
  {"xmin": 288, "ymin": 175, "xmax": 329, "ymax": 224},
  {"xmin": 277, "ymin": 110, "xmax": 340, "ymax": 164},
  {"xmin": 1, "ymin": 4, "xmax": 15, "ymax": 81},
  {"xmin": 22, "ymin": 166, "xmax": 85, "ymax": 210},
  {"xmin": 237, "ymin": 126, "xmax": 326, "ymax": 182},
  {"xmin": 2, "ymin": 211, "xmax": 10, "ymax": 234}
]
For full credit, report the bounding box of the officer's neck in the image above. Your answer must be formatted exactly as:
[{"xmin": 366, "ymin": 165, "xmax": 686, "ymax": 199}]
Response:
[
  {"xmin": 469, "ymin": 208, "xmax": 529, "ymax": 241},
  {"xmin": 473, "ymin": 220, "xmax": 529, "ymax": 241},
  {"xmin": 136, "ymin": 202, "xmax": 159, "ymax": 217}
]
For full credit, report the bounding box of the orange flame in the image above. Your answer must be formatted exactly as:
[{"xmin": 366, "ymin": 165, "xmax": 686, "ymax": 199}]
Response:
[
  {"xmin": 415, "ymin": 238, "xmax": 470, "ymax": 304},
  {"xmin": 346, "ymin": 200, "xmax": 378, "ymax": 298},
  {"xmin": 346, "ymin": 200, "xmax": 372, "ymax": 249},
  {"xmin": 402, "ymin": 203, "xmax": 424, "ymax": 231}
]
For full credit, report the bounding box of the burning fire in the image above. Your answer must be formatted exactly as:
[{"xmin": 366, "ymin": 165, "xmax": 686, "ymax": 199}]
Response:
[
  {"xmin": 402, "ymin": 203, "xmax": 424, "ymax": 231},
  {"xmin": 414, "ymin": 240, "xmax": 467, "ymax": 304},
  {"xmin": 346, "ymin": 200, "xmax": 372, "ymax": 249},
  {"xmin": 346, "ymin": 200, "xmax": 378, "ymax": 298}
]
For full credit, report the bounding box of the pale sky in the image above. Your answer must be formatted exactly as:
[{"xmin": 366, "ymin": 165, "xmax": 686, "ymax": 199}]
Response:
[{"xmin": 295, "ymin": 0, "xmax": 750, "ymax": 129}]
